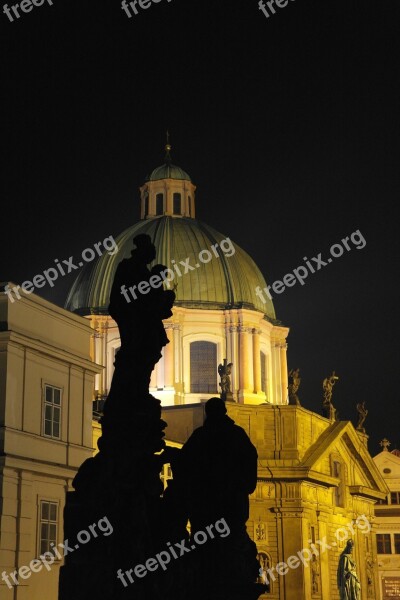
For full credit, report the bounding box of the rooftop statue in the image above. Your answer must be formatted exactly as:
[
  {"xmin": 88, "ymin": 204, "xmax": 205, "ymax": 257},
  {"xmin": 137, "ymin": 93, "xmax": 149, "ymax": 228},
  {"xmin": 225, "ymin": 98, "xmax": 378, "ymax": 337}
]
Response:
[
  {"xmin": 322, "ymin": 371, "xmax": 339, "ymax": 420},
  {"xmin": 356, "ymin": 401, "xmax": 368, "ymax": 432},
  {"xmin": 288, "ymin": 368, "xmax": 301, "ymax": 406}
]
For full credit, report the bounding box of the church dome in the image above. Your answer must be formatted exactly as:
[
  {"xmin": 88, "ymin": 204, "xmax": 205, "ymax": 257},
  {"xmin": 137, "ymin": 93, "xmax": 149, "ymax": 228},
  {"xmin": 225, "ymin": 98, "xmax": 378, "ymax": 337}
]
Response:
[
  {"xmin": 148, "ymin": 163, "xmax": 191, "ymax": 182},
  {"xmin": 64, "ymin": 216, "xmax": 275, "ymax": 320}
]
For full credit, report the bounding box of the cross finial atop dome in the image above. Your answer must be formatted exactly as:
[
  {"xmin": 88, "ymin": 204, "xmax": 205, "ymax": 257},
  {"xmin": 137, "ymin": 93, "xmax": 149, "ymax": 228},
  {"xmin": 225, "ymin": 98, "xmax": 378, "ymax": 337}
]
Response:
[
  {"xmin": 380, "ymin": 438, "xmax": 391, "ymax": 451},
  {"xmin": 165, "ymin": 130, "xmax": 172, "ymax": 164}
]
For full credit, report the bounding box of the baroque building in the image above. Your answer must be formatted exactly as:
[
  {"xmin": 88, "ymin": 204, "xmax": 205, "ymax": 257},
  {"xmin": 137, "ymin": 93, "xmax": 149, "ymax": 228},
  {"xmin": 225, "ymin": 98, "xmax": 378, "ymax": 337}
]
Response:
[
  {"xmin": 373, "ymin": 441, "xmax": 400, "ymax": 600},
  {"xmin": 65, "ymin": 146, "xmax": 289, "ymax": 408},
  {"xmin": 0, "ymin": 289, "xmax": 99, "ymax": 600}
]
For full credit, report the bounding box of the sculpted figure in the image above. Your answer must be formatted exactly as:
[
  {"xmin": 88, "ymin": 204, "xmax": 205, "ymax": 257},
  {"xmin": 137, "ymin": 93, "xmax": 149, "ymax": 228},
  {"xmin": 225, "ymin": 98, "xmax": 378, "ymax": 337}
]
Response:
[
  {"xmin": 218, "ymin": 359, "xmax": 233, "ymax": 396},
  {"xmin": 356, "ymin": 401, "xmax": 368, "ymax": 431},
  {"xmin": 166, "ymin": 398, "xmax": 263, "ymax": 599},
  {"xmin": 337, "ymin": 540, "xmax": 361, "ymax": 600},
  {"xmin": 108, "ymin": 234, "xmax": 175, "ymax": 395},
  {"xmin": 322, "ymin": 371, "xmax": 339, "ymax": 420},
  {"xmin": 288, "ymin": 368, "xmax": 301, "ymax": 406}
]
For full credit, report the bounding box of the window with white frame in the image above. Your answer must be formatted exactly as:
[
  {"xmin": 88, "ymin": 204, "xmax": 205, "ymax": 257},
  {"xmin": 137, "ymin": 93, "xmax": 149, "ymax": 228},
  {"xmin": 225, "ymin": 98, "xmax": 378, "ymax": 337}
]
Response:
[
  {"xmin": 39, "ymin": 500, "xmax": 58, "ymax": 555},
  {"xmin": 43, "ymin": 384, "xmax": 61, "ymax": 439}
]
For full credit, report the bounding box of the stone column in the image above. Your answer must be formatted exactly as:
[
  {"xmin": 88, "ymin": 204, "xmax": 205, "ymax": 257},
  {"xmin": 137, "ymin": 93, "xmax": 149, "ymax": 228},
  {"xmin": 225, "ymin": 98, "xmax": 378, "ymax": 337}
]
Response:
[
  {"xmin": 239, "ymin": 326, "xmax": 248, "ymax": 391},
  {"xmin": 230, "ymin": 325, "xmax": 239, "ymax": 396},
  {"xmin": 239, "ymin": 326, "xmax": 253, "ymax": 396},
  {"xmin": 280, "ymin": 342, "xmax": 288, "ymax": 404},
  {"xmin": 173, "ymin": 325, "xmax": 180, "ymax": 385},
  {"xmin": 164, "ymin": 324, "xmax": 174, "ymax": 389},
  {"xmin": 253, "ymin": 329, "xmax": 262, "ymax": 393},
  {"xmin": 173, "ymin": 324, "xmax": 182, "ymax": 403}
]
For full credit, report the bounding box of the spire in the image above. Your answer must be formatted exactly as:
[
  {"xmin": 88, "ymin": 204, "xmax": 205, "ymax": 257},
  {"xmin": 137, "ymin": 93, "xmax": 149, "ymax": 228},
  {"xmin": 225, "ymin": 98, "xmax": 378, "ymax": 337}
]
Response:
[{"xmin": 165, "ymin": 130, "xmax": 172, "ymax": 165}]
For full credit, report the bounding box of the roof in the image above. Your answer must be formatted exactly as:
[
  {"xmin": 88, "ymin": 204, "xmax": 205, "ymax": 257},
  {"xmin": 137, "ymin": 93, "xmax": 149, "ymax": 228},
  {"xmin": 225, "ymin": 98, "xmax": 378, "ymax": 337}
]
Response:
[
  {"xmin": 64, "ymin": 216, "xmax": 275, "ymax": 319},
  {"xmin": 147, "ymin": 163, "xmax": 191, "ymax": 182}
]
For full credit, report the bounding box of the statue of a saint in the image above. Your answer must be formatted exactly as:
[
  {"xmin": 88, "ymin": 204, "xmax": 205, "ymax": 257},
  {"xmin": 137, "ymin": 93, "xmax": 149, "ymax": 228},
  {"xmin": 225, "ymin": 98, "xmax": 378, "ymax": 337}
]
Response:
[
  {"xmin": 322, "ymin": 371, "xmax": 339, "ymax": 420},
  {"xmin": 218, "ymin": 359, "xmax": 233, "ymax": 401},
  {"xmin": 288, "ymin": 368, "xmax": 301, "ymax": 406},
  {"xmin": 337, "ymin": 540, "xmax": 361, "ymax": 600},
  {"xmin": 107, "ymin": 234, "xmax": 175, "ymax": 399},
  {"xmin": 356, "ymin": 401, "xmax": 368, "ymax": 431}
]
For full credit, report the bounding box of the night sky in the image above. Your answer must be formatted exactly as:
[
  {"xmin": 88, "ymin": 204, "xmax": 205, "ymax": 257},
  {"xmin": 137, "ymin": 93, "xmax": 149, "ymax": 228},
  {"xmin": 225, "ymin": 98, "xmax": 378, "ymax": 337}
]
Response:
[{"xmin": 2, "ymin": 0, "xmax": 399, "ymax": 455}]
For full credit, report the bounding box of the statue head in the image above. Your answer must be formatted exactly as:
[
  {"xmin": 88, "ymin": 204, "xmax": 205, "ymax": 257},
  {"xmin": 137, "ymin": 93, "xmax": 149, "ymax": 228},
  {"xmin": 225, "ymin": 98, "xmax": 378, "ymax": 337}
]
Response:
[
  {"xmin": 205, "ymin": 397, "xmax": 227, "ymax": 419},
  {"xmin": 132, "ymin": 234, "xmax": 156, "ymax": 264},
  {"xmin": 344, "ymin": 539, "xmax": 354, "ymax": 554}
]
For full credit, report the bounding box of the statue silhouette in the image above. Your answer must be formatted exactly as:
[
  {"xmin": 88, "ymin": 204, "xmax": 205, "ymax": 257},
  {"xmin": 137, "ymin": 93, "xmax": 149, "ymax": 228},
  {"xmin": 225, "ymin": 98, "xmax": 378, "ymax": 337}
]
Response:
[
  {"xmin": 108, "ymin": 234, "xmax": 174, "ymax": 393},
  {"xmin": 165, "ymin": 397, "xmax": 265, "ymax": 600},
  {"xmin": 60, "ymin": 235, "xmax": 173, "ymax": 600}
]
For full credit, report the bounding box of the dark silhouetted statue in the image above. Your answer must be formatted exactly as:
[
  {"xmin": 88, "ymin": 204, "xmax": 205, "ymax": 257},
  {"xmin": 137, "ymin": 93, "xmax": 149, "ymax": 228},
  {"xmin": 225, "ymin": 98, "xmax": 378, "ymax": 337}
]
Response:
[
  {"xmin": 165, "ymin": 398, "xmax": 266, "ymax": 600},
  {"xmin": 59, "ymin": 234, "xmax": 174, "ymax": 600}
]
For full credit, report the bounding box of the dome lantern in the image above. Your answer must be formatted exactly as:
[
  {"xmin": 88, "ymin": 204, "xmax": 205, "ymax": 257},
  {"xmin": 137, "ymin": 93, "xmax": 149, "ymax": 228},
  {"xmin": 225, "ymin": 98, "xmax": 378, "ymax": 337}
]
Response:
[{"xmin": 140, "ymin": 137, "xmax": 196, "ymax": 220}]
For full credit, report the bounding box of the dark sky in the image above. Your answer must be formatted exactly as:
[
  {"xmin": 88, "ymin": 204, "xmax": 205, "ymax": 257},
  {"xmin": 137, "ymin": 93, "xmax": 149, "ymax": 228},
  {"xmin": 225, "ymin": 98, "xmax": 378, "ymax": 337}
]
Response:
[{"xmin": 2, "ymin": 0, "xmax": 399, "ymax": 455}]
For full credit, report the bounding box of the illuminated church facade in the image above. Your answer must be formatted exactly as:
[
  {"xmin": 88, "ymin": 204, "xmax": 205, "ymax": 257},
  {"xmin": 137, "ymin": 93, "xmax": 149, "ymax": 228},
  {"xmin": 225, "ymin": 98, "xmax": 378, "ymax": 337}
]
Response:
[
  {"xmin": 0, "ymin": 148, "xmax": 390, "ymax": 600},
  {"xmin": 65, "ymin": 145, "xmax": 289, "ymax": 410}
]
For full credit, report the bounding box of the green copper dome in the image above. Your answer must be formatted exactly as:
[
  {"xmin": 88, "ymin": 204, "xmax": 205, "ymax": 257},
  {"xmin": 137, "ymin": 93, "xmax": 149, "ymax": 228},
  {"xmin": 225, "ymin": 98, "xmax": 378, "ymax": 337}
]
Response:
[
  {"xmin": 147, "ymin": 163, "xmax": 191, "ymax": 182},
  {"xmin": 64, "ymin": 217, "xmax": 275, "ymax": 320}
]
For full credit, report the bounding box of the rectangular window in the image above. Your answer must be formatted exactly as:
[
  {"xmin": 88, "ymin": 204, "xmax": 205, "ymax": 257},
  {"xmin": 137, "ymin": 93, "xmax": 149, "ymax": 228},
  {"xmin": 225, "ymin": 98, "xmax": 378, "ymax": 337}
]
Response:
[
  {"xmin": 43, "ymin": 385, "xmax": 62, "ymax": 439},
  {"xmin": 378, "ymin": 495, "xmax": 389, "ymax": 505},
  {"xmin": 391, "ymin": 492, "xmax": 400, "ymax": 505},
  {"xmin": 377, "ymin": 533, "xmax": 391, "ymax": 554},
  {"xmin": 395, "ymin": 534, "xmax": 400, "ymax": 554},
  {"xmin": 39, "ymin": 500, "xmax": 58, "ymax": 555}
]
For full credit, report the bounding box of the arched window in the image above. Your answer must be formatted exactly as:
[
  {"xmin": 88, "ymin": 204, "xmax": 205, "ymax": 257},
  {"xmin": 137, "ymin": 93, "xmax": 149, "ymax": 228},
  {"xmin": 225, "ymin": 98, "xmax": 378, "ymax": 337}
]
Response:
[
  {"xmin": 188, "ymin": 196, "xmax": 192, "ymax": 216},
  {"xmin": 190, "ymin": 341, "xmax": 217, "ymax": 393},
  {"xmin": 173, "ymin": 193, "xmax": 181, "ymax": 215},
  {"xmin": 156, "ymin": 193, "xmax": 164, "ymax": 216},
  {"xmin": 144, "ymin": 197, "xmax": 149, "ymax": 218},
  {"xmin": 260, "ymin": 351, "xmax": 267, "ymax": 393}
]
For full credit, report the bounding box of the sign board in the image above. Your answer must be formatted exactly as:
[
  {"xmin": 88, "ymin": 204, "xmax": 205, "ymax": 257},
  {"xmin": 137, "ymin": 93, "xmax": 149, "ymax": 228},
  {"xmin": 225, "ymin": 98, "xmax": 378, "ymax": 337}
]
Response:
[{"xmin": 383, "ymin": 577, "xmax": 400, "ymax": 598}]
